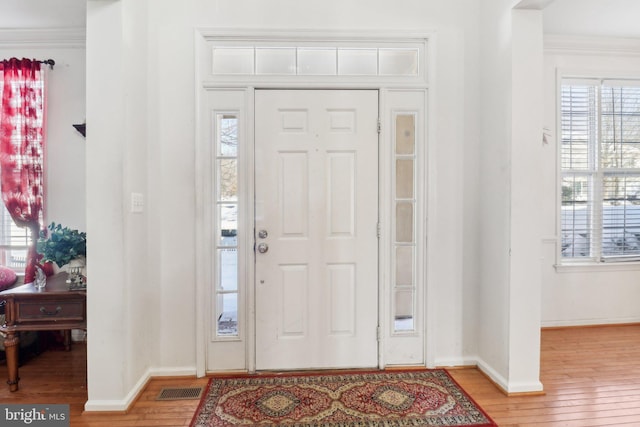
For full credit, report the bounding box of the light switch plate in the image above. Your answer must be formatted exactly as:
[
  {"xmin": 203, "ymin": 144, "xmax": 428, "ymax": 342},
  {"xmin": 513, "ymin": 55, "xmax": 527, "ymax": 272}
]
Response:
[{"xmin": 131, "ymin": 192, "xmax": 144, "ymax": 213}]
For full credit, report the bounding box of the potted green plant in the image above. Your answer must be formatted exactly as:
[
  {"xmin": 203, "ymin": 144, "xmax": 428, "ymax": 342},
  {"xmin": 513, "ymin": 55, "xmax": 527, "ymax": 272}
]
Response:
[{"xmin": 36, "ymin": 222, "xmax": 87, "ymax": 269}]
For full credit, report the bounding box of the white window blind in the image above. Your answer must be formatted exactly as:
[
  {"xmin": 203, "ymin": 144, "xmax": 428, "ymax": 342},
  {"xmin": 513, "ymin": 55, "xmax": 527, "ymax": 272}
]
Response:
[
  {"xmin": 561, "ymin": 79, "xmax": 640, "ymax": 262},
  {"xmin": 0, "ymin": 206, "xmax": 30, "ymax": 272}
]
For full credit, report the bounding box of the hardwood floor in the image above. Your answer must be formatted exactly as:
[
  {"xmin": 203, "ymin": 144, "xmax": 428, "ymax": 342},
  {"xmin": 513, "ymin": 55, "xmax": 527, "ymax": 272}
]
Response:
[
  {"xmin": 449, "ymin": 324, "xmax": 640, "ymax": 426},
  {"xmin": 1, "ymin": 324, "xmax": 640, "ymax": 426}
]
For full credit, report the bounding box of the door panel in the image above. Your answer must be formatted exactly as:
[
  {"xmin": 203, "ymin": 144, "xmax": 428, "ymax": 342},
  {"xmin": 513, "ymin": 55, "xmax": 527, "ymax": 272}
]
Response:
[{"xmin": 255, "ymin": 90, "xmax": 379, "ymax": 370}]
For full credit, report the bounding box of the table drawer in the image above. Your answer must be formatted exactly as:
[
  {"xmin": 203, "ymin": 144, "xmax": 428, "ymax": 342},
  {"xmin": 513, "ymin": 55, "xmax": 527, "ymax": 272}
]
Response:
[{"xmin": 17, "ymin": 299, "xmax": 85, "ymax": 322}]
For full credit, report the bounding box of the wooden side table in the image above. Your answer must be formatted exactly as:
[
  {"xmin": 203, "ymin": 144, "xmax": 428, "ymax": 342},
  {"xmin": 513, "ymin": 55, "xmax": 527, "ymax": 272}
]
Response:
[{"xmin": 0, "ymin": 272, "xmax": 86, "ymax": 391}]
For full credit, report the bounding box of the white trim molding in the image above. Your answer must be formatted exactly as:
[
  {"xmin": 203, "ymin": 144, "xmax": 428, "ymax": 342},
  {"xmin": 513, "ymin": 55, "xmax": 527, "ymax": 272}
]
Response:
[
  {"xmin": 84, "ymin": 366, "xmax": 197, "ymax": 412},
  {"xmin": 476, "ymin": 357, "xmax": 544, "ymax": 395},
  {"xmin": 84, "ymin": 369, "xmax": 151, "ymax": 412},
  {"xmin": 197, "ymin": 28, "xmax": 434, "ymax": 43},
  {"xmin": 195, "ymin": 28, "xmax": 433, "ymax": 375},
  {"xmin": 545, "ymin": 34, "xmax": 640, "ymax": 57},
  {"xmin": 514, "ymin": 0, "xmax": 556, "ymax": 10},
  {"xmin": 542, "ymin": 317, "xmax": 640, "ymax": 328},
  {"xmin": 0, "ymin": 27, "xmax": 85, "ymax": 48},
  {"xmin": 197, "ymin": 28, "xmax": 431, "ymax": 90},
  {"xmin": 554, "ymin": 262, "xmax": 640, "ymax": 273}
]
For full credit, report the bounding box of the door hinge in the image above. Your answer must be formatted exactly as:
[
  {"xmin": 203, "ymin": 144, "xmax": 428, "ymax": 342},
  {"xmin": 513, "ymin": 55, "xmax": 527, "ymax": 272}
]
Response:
[
  {"xmin": 377, "ymin": 118, "xmax": 381, "ymax": 134},
  {"xmin": 376, "ymin": 325, "xmax": 382, "ymax": 341},
  {"xmin": 376, "ymin": 222, "xmax": 381, "ymax": 238}
]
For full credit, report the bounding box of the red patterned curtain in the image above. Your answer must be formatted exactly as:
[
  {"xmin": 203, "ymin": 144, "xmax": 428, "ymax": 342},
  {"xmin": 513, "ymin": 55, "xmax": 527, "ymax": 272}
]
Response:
[{"xmin": 0, "ymin": 58, "xmax": 46, "ymax": 283}]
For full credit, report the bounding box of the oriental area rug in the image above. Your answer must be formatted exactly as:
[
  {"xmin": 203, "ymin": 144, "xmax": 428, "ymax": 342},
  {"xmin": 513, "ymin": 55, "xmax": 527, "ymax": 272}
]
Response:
[{"xmin": 190, "ymin": 370, "xmax": 497, "ymax": 427}]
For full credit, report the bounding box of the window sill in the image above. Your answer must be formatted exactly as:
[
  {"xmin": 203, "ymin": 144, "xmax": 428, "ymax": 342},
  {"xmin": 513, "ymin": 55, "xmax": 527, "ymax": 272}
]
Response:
[{"xmin": 554, "ymin": 261, "xmax": 640, "ymax": 273}]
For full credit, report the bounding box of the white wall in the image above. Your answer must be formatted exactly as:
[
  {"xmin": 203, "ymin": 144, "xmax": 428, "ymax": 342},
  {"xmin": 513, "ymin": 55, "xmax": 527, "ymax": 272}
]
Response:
[
  {"xmin": 145, "ymin": 0, "xmax": 486, "ymax": 374},
  {"xmin": 476, "ymin": 1, "xmax": 544, "ymax": 394},
  {"xmin": 508, "ymin": 8, "xmax": 543, "ymax": 393},
  {"xmin": 84, "ymin": 0, "xmax": 489, "ymax": 405},
  {"xmin": 541, "ymin": 39, "xmax": 640, "ymax": 327},
  {"xmin": 0, "ymin": 0, "xmax": 85, "ymax": 29},
  {"xmin": 86, "ymin": 1, "xmax": 128, "ymax": 405},
  {"xmin": 0, "ymin": 31, "xmax": 86, "ymax": 232},
  {"xmin": 85, "ymin": 0, "xmax": 547, "ymax": 406},
  {"xmin": 477, "ymin": 0, "xmax": 513, "ymax": 388},
  {"xmin": 86, "ymin": 0, "xmax": 158, "ymax": 410}
]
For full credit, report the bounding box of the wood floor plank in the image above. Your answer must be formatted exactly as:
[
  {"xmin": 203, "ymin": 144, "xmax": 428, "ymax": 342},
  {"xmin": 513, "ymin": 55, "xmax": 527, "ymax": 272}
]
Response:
[
  {"xmin": 449, "ymin": 324, "xmax": 640, "ymax": 426},
  {"xmin": 2, "ymin": 324, "xmax": 640, "ymax": 426}
]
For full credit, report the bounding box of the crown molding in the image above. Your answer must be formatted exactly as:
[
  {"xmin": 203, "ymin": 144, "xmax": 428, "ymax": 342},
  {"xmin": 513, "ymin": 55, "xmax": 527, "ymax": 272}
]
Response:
[
  {"xmin": 514, "ymin": 0, "xmax": 555, "ymax": 10},
  {"xmin": 197, "ymin": 27, "xmax": 434, "ymax": 43},
  {"xmin": 0, "ymin": 27, "xmax": 85, "ymax": 48},
  {"xmin": 545, "ymin": 34, "xmax": 640, "ymax": 57}
]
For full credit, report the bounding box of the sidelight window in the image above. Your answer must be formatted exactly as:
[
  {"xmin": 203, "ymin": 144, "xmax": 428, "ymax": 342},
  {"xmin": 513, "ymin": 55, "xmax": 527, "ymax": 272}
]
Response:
[
  {"xmin": 393, "ymin": 113, "xmax": 417, "ymax": 332},
  {"xmin": 214, "ymin": 114, "xmax": 239, "ymax": 336}
]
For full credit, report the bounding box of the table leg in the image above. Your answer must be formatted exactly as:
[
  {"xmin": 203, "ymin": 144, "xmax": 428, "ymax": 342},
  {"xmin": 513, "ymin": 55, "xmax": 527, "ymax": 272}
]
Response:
[
  {"xmin": 4, "ymin": 332, "xmax": 20, "ymax": 392},
  {"xmin": 63, "ymin": 330, "xmax": 71, "ymax": 351}
]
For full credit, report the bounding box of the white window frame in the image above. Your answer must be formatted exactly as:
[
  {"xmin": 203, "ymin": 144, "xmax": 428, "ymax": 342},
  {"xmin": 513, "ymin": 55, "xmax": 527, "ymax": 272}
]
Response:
[
  {"xmin": 558, "ymin": 75, "xmax": 640, "ymax": 265},
  {"xmin": 196, "ymin": 30, "xmax": 434, "ymax": 376}
]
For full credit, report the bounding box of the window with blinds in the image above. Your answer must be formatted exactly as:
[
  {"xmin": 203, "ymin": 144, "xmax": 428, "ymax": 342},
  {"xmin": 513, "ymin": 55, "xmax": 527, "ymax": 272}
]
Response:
[
  {"xmin": 561, "ymin": 79, "xmax": 640, "ymax": 262},
  {"xmin": 0, "ymin": 206, "xmax": 30, "ymax": 273}
]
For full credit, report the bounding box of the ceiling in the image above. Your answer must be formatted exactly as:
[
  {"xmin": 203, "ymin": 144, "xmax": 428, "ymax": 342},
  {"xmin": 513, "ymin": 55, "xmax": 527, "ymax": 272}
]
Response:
[
  {"xmin": 0, "ymin": 0, "xmax": 85, "ymax": 28},
  {"xmin": 0, "ymin": 0, "xmax": 638, "ymax": 39},
  {"xmin": 543, "ymin": 0, "xmax": 640, "ymax": 39}
]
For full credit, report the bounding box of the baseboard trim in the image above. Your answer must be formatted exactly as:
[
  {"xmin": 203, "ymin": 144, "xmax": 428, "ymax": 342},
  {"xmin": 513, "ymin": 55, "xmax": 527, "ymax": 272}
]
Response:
[
  {"xmin": 471, "ymin": 357, "xmax": 545, "ymax": 396},
  {"xmin": 475, "ymin": 358, "xmax": 508, "ymax": 393},
  {"xmin": 149, "ymin": 367, "xmax": 199, "ymax": 378},
  {"xmin": 432, "ymin": 357, "xmax": 478, "ymax": 368},
  {"xmin": 84, "ymin": 370, "xmax": 150, "ymax": 412},
  {"xmin": 542, "ymin": 320, "xmax": 640, "ymax": 329},
  {"xmin": 83, "ymin": 356, "xmax": 549, "ymax": 412},
  {"xmin": 84, "ymin": 367, "xmax": 198, "ymax": 412}
]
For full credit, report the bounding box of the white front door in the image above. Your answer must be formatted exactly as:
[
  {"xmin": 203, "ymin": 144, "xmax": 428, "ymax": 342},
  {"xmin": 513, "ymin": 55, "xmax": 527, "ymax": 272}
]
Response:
[{"xmin": 255, "ymin": 90, "xmax": 379, "ymax": 370}]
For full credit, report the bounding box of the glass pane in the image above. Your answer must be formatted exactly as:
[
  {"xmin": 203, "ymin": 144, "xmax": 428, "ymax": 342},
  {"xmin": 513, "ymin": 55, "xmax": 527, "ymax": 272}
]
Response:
[
  {"xmin": 337, "ymin": 49, "xmax": 377, "ymax": 75},
  {"xmin": 561, "ymin": 175, "xmax": 591, "ymax": 258},
  {"xmin": 218, "ymin": 158, "xmax": 238, "ymax": 201},
  {"xmin": 396, "ymin": 159, "xmax": 414, "ymax": 199},
  {"xmin": 394, "ymin": 289, "xmax": 414, "ymax": 332},
  {"xmin": 212, "ymin": 48, "xmax": 254, "ymax": 75},
  {"xmin": 217, "ymin": 114, "xmax": 238, "ymax": 157},
  {"xmin": 601, "ymin": 86, "xmax": 640, "ymax": 169},
  {"xmin": 396, "ymin": 115, "xmax": 415, "ymax": 155},
  {"xmin": 395, "ymin": 246, "xmax": 413, "ymax": 286},
  {"xmin": 601, "ymin": 174, "xmax": 640, "ymax": 257},
  {"xmin": 298, "ymin": 48, "xmax": 336, "ymax": 75},
  {"xmin": 560, "ymin": 85, "xmax": 597, "ymax": 170},
  {"xmin": 216, "ymin": 293, "xmax": 238, "ymax": 336},
  {"xmin": 561, "ymin": 174, "xmax": 590, "ymax": 204},
  {"xmin": 218, "ymin": 248, "xmax": 237, "ymax": 291},
  {"xmin": 0, "ymin": 248, "xmax": 26, "ymax": 271},
  {"xmin": 0, "ymin": 207, "xmax": 29, "ymax": 246},
  {"xmin": 379, "ymin": 49, "xmax": 419, "ymax": 76},
  {"xmin": 255, "ymin": 48, "xmax": 296, "ymax": 75},
  {"xmin": 219, "ymin": 204, "xmax": 237, "ymax": 247},
  {"xmin": 602, "ymin": 174, "xmax": 640, "ymax": 205},
  {"xmin": 396, "ymin": 202, "xmax": 414, "ymax": 243}
]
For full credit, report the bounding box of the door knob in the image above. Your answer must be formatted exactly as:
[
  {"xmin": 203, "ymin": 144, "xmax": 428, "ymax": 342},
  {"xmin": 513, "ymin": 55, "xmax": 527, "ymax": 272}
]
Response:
[
  {"xmin": 257, "ymin": 243, "xmax": 269, "ymax": 253},
  {"xmin": 258, "ymin": 229, "xmax": 268, "ymax": 239}
]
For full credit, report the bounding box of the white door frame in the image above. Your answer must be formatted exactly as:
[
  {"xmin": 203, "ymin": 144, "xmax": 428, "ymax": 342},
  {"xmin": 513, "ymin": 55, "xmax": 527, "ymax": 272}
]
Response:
[{"xmin": 195, "ymin": 29, "xmax": 433, "ymax": 376}]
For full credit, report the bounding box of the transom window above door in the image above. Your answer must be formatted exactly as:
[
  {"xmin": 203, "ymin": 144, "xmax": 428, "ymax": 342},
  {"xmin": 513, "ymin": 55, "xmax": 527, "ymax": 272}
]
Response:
[
  {"xmin": 198, "ymin": 32, "xmax": 429, "ymax": 87},
  {"xmin": 212, "ymin": 46, "xmax": 420, "ymax": 77}
]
